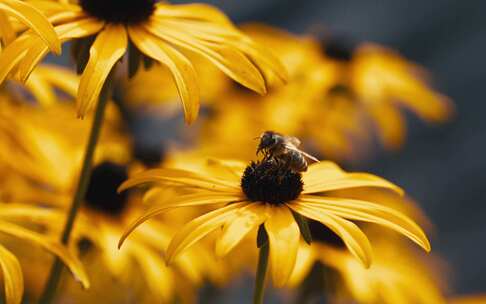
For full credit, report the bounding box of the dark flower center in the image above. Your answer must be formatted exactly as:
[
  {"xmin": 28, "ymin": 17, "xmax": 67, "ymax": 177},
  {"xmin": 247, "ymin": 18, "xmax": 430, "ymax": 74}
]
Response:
[
  {"xmin": 241, "ymin": 160, "xmax": 303, "ymax": 205},
  {"xmin": 133, "ymin": 141, "xmax": 165, "ymax": 167},
  {"xmin": 85, "ymin": 162, "xmax": 129, "ymax": 216},
  {"xmin": 308, "ymin": 220, "xmax": 346, "ymax": 248},
  {"xmin": 80, "ymin": 0, "xmax": 156, "ymax": 24},
  {"xmin": 321, "ymin": 37, "xmax": 356, "ymax": 62}
]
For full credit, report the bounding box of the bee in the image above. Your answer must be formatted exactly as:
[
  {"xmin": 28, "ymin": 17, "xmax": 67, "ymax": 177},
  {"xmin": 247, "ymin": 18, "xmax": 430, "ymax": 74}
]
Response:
[{"xmin": 256, "ymin": 131, "xmax": 319, "ymax": 173}]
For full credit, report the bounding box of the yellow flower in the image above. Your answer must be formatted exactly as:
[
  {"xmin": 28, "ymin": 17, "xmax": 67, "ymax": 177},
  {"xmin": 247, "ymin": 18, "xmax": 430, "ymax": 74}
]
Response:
[
  {"xmin": 0, "ymin": 203, "xmax": 89, "ymax": 304},
  {"xmin": 119, "ymin": 150, "xmax": 430, "ymax": 287},
  {"xmin": 0, "ymin": 0, "xmax": 287, "ymax": 122},
  {"xmin": 0, "ymin": 0, "xmax": 60, "ymax": 53},
  {"xmin": 0, "ymin": 101, "xmax": 215, "ymax": 301},
  {"xmin": 320, "ymin": 38, "xmax": 454, "ymax": 149}
]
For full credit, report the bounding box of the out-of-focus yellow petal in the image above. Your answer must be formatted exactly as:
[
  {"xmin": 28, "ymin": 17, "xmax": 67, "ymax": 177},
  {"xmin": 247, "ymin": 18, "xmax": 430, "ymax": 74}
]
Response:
[
  {"xmin": 299, "ymin": 195, "xmax": 431, "ymax": 252},
  {"xmin": 33, "ymin": 64, "xmax": 79, "ymax": 97},
  {"xmin": 215, "ymin": 203, "xmax": 269, "ymax": 257},
  {"xmin": 0, "ymin": 244, "xmax": 23, "ymax": 304},
  {"xmin": 368, "ymin": 103, "xmax": 406, "ymax": 150},
  {"xmin": 24, "ymin": 70, "xmax": 57, "ymax": 106},
  {"xmin": 118, "ymin": 167, "xmax": 240, "ymax": 192},
  {"xmin": 130, "ymin": 243, "xmax": 175, "ymax": 302},
  {"xmin": 0, "ymin": 0, "xmax": 61, "ymax": 54},
  {"xmin": 0, "ymin": 10, "xmax": 15, "ymax": 46},
  {"xmin": 165, "ymin": 202, "xmax": 246, "ymax": 264},
  {"xmin": 0, "ymin": 220, "xmax": 89, "ymax": 289},
  {"xmin": 77, "ymin": 24, "xmax": 127, "ymax": 117},
  {"xmin": 118, "ymin": 193, "xmax": 243, "ymax": 249},
  {"xmin": 128, "ymin": 25, "xmax": 199, "ymax": 124},
  {"xmin": 265, "ymin": 206, "xmax": 300, "ymax": 287},
  {"xmin": 289, "ymin": 202, "xmax": 373, "ymax": 268},
  {"xmin": 146, "ymin": 19, "xmax": 267, "ymax": 94}
]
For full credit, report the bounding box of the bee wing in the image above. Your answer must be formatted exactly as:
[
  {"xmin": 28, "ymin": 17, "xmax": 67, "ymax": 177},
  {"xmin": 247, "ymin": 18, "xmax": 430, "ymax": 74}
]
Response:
[
  {"xmin": 285, "ymin": 136, "xmax": 301, "ymax": 147},
  {"xmin": 300, "ymin": 150, "xmax": 320, "ymax": 163}
]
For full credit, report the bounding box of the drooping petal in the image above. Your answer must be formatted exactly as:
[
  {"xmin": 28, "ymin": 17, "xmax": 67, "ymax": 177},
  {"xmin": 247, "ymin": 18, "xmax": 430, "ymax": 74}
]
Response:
[
  {"xmin": 265, "ymin": 206, "xmax": 300, "ymax": 287},
  {"xmin": 0, "ymin": 244, "xmax": 23, "ymax": 304},
  {"xmin": 0, "ymin": 220, "xmax": 89, "ymax": 288},
  {"xmin": 215, "ymin": 203, "xmax": 269, "ymax": 257},
  {"xmin": 368, "ymin": 103, "xmax": 406, "ymax": 150},
  {"xmin": 118, "ymin": 193, "xmax": 244, "ymax": 249},
  {"xmin": 145, "ymin": 19, "xmax": 267, "ymax": 94},
  {"xmin": 129, "ymin": 25, "xmax": 199, "ymax": 124},
  {"xmin": 77, "ymin": 24, "xmax": 127, "ymax": 117},
  {"xmin": 15, "ymin": 18, "xmax": 104, "ymax": 83},
  {"xmin": 165, "ymin": 202, "xmax": 246, "ymax": 264},
  {"xmin": 0, "ymin": 0, "xmax": 60, "ymax": 54},
  {"xmin": 289, "ymin": 201, "xmax": 373, "ymax": 268},
  {"xmin": 118, "ymin": 167, "xmax": 240, "ymax": 193},
  {"xmin": 0, "ymin": 35, "xmax": 31, "ymax": 84},
  {"xmin": 299, "ymin": 195, "xmax": 431, "ymax": 252}
]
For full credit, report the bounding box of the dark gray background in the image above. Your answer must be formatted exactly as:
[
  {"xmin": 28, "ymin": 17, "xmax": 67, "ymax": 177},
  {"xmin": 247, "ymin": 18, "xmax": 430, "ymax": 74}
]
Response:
[{"xmin": 171, "ymin": 0, "xmax": 486, "ymax": 296}]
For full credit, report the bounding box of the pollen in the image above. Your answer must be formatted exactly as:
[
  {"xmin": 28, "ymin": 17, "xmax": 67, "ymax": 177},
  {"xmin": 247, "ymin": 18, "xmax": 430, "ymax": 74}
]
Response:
[
  {"xmin": 80, "ymin": 0, "xmax": 156, "ymax": 24},
  {"xmin": 241, "ymin": 160, "xmax": 303, "ymax": 205}
]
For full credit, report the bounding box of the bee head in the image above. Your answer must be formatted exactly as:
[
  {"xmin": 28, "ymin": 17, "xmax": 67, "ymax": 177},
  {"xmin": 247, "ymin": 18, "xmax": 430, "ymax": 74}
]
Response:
[{"xmin": 256, "ymin": 131, "xmax": 280, "ymax": 155}]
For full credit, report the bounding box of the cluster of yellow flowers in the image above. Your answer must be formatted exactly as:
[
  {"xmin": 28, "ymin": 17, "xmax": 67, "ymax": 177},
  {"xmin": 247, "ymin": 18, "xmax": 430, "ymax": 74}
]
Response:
[{"xmin": 0, "ymin": 1, "xmax": 483, "ymax": 304}]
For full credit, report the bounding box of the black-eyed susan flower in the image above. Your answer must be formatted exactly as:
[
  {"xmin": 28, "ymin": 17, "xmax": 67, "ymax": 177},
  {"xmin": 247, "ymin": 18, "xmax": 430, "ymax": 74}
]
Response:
[
  {"xmin": 319, "ymin": 36, "xmax": 454, "ymax": 149},
  {"xmin": 0, "ymin": 0, "xmax": 287, "ymax": 122},
  {"xmin": 0, "ymin": 101, "xmax": 216, "ymax": 302},
  {"xmin": 0, "ymin": 0, "xmax": 60, "ymax": 52},
  {"xmin": 0, "ymin": 203, "xmax": 89, "ymax": 304},
  {"xmin": 118, "ymin": 136, "xmax": 431, "ymax": 289}
]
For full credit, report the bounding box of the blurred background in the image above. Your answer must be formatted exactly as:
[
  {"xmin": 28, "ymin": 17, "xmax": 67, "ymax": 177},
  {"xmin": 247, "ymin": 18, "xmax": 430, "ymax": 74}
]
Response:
[{"xmin": 166, "ymin": 0, "xmax": 486, "ymax": 295}]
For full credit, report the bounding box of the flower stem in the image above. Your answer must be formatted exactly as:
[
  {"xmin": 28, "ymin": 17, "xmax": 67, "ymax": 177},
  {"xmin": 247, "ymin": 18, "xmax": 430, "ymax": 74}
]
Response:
[
  {"xmin": 253, "ymin": 239, "xmax": 269, "ymax": 304},
  {"xmin": 38, "ymin": 73, "xmax": 114, "ymax": 304}
]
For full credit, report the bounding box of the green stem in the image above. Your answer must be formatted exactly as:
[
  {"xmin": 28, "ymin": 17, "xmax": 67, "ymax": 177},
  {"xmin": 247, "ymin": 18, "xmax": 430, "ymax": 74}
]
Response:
[
  {"xmin": 253, "ymin": 241, "xmax": 269, "ymax": 304},
  {"xmin": 38, "ymin": 73, "xmax": 114, "ymax": 304}
]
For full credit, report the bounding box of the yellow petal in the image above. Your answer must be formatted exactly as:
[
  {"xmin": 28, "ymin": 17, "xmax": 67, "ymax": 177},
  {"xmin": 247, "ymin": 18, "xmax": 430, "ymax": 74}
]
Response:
[
  {"xmin": 287, "ymin": 242, "xmax": 315, "ymax": 287},
  {"xmin": 118, "ymin": 167, "xmax": 240, "ymax": 193},
  {"xmin": 77, "ymin": 24, "xmax": 127, "ymax": 117},
  {"xmin": 0, "ymin": 220, "xmax": 89, "ymax": 289},
  {"xmin": 15, "ymin": 18, "xmax": 104, "ymax": 83},
  {"xmin": 24, "ymin": 70, "xmax": 57, "ymax": 106},
  {"xmin": 165, "ymin": 202, "xmax": 246, "ymax": 264},
  {"xmin": 289, "ymin": 202, "xmax": 373, "ymax": 268},
  {"xmin": 303, "ymin": 171, "xmax": 403, "ymax": 196},
  {"xmin": 146, "ymin": 20, "xmax": 267, "ymax": 94},
  {"xmin": 215, "ymin": 203, "xmax": 269, "ymax": 257},
  {"xmin": 155, "ymin": 3, "xmax": 233, "ymax": 25},
  {"xmin": 0, "ymin": 35, "xmax": 31, "ymax": 84},
  {"xmin": 0, "ymin": 244, "xmax": 23, "ymax": 304},
  {"xmin": 0, "ymin": 11, "xmax": 15, "ymax": 46},
  {"xmin": 129, "ymin": 243, "xmax": 174, "ymax": 302},
  {"xmin": 299, "ymin": 195, "xmax": 431, "ymax": 252},
  {"xmin": 265, "ymin": 206, "xmax": 300, "ymax": 287},
  {"xmin": 0, "ymin": 0, "xmax": 60, "ymax": 54},
  {"xmin": 128, "ymin": 25, "xmax": 199, "ymax": 124},
  {"xmin": 118, "ymin": 193, "xmax": 243, "ymax": 249},
  {"xmin": 368, "ymin": 103, "xmax": 406, "ymax": 150},
  {"xmin": 33, "ymin": 64, "xmax": 79, "ymax": 97}
]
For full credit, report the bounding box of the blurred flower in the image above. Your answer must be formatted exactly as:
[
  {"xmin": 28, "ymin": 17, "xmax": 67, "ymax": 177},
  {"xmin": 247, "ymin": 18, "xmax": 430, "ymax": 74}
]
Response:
[
  {"xmin": 0, "ymin": 0, "xmax": 60, "ymax": 53},
  {"xmin": 0, "ymin": 203, "xmax": 89, "ymax": 304},
  {"xmin": 320, "ymin": 36, "xmax": 454, "ymax": 149},
  {"xmin": 119, "ymin": 151, "xmax": 430, "ymax": 287},
  {"xmin": 0, "ymin": 0, "xmax": 287, "ymax": 123}
]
